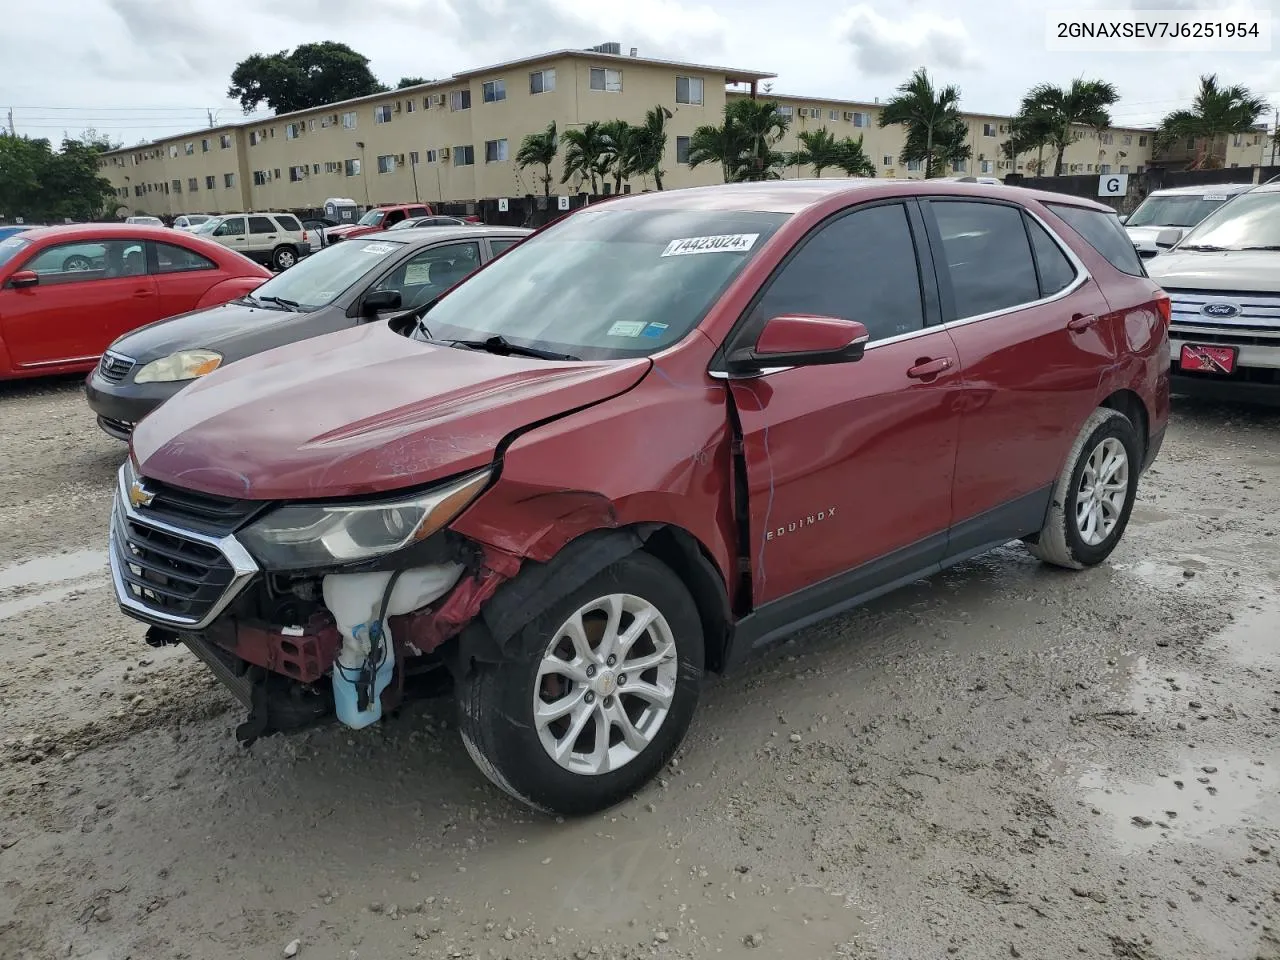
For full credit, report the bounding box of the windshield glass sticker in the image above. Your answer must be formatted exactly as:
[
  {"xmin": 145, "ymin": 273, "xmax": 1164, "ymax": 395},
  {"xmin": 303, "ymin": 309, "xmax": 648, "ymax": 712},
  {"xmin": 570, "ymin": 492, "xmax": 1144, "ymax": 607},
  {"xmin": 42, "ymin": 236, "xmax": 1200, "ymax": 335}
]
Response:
[
  {"xmin": 360, "ymin": 242, "xmax": 396, "ymax": 255},
  {"xmin": 660, "ymin": 233, "xmax": 759, "ymax": 257},
  {"xmin": 641, "ymin": 322, "xmax": 669, "ymax": 338},
  {"xmin": 1202, "ymin": 195, "xmax": 1228, "ymax": 202},
  {"xmin": 607, "ymin": 321, "xmax": 646, "ymax": 338}
]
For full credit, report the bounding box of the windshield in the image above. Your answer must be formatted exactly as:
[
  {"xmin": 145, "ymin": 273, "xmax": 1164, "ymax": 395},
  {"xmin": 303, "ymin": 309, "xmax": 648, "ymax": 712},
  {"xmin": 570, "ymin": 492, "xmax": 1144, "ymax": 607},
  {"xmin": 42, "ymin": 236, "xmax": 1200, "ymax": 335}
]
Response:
[
  {"xmin": 187, "ymin": 215, "xmax": 210, "ymax": 225},
  {"xmin": 0, "ymin": 236, "xmax": 32, "ymax": 270},
  {"xmin": 1177, "ymin": 190, "xmax": 1280, "ymax": 251},
  {"xmin": 1127, "ymin": 194, "xmax": 1233, "ymax": 228},
  {"xmin": 192, "ymin": 219, "xmax": 220, "ymax": 234},
  {"xmin": 411, "ymin": 207, "xmax": 789, "ymax": 360},
  {"xmin": 246, "ymin": 237, "xmax": 406, "ymax": 310},
  {"xmin": 357, "ymin": 209, "xmax": 386, "ymax": 226}
]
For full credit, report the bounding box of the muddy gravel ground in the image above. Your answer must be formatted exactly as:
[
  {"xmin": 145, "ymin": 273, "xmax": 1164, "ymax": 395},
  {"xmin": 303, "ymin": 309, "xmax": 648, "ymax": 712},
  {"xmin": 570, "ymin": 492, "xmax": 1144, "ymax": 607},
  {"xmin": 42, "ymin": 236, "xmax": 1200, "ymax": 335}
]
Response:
[{"xmin": 1, "ymin": 377, "xmax": 1278, "ymax": 960}]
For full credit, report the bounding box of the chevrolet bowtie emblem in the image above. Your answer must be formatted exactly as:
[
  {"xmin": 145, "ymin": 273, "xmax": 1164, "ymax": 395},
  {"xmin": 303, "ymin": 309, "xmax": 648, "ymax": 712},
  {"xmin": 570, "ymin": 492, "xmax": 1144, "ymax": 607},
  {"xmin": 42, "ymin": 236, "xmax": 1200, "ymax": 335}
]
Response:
[{"xmin": 128, "ymin": 479, "xmax": 156, "ymax": 509}]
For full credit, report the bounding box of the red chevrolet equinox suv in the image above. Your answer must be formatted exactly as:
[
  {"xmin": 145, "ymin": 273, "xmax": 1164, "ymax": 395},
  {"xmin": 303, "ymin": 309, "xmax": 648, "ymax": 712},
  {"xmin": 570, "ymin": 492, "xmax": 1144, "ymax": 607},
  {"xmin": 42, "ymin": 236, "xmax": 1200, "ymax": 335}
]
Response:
[{"xmin": 108, "ymin": 180, "xmax": 1170, "ymax": 815}]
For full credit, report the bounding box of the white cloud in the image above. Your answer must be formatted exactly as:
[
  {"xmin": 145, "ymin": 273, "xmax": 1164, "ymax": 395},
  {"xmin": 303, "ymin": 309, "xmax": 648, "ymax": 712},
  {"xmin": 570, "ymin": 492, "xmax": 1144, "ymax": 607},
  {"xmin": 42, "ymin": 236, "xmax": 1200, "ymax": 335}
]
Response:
[{"xmin": 836, "ymin": 4, "xmax": 981, "ymax": 76}]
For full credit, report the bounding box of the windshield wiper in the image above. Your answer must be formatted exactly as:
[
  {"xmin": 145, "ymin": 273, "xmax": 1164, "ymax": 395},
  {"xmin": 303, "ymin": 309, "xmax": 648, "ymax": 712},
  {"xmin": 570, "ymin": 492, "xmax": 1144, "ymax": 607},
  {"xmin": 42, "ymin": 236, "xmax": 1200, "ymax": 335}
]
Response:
[
  {"xmin": 1178, "ymin": 244, "xmax": 1228, "ymax": 252},
  {"xmin": 1237, "ymin": 245, "xmax": 1280, "ymax": 251},
  {"xmin": 257, "ymin": 295, "xmax": 302, "ymax": 311},
  {"xmin": 443, "ymin": 335, "xmax": 579, "ymax": 361}
]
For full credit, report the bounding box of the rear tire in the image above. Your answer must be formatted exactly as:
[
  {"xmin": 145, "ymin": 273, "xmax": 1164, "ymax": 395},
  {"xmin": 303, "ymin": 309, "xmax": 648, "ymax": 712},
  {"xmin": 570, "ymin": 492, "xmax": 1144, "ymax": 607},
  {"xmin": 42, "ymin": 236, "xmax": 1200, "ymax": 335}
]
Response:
[
  {"xmin": 457, "ymin": 552, "xmax": 704, "ymax": 816},
  {"xmin": 272, "ymin": 246, "xmax": 298, "ymax": 270},
  {"xmin": 1026, "ymin": 407, "xmax": 1140, "ymax": 569}
]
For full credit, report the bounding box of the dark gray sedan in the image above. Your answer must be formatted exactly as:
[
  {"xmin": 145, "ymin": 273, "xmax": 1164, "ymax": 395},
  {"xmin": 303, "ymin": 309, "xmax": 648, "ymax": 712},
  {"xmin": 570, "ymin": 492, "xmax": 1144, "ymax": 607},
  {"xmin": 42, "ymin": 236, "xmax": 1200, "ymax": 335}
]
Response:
[{"xmin": 85, "ymin": 225, "xmax": 530, "ymax": 440}]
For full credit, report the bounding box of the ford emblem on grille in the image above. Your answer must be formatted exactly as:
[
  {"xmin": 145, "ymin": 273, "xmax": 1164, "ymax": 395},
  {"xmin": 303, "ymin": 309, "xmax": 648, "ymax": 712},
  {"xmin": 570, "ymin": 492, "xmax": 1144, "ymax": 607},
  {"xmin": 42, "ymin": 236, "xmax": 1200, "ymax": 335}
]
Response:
[{"xmin": 1201, "ymin": 302, "xmax": 1241, "ymax": 319}]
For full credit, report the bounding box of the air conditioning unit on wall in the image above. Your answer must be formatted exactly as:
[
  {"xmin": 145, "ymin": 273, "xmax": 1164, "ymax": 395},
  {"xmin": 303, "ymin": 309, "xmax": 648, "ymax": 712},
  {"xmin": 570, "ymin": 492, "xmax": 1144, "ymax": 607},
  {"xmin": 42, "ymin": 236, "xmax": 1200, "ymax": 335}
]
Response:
[{"xmin": 440, "ymin": 147, "xmax": 451, "ymax": 159}]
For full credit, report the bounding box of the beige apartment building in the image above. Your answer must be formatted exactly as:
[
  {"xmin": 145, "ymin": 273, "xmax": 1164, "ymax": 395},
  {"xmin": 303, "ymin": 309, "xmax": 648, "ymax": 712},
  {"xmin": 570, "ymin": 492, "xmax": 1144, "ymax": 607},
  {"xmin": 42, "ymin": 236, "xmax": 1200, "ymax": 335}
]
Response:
[
  {"xmin": 1150, "ymin": 124, "xmax": 1274, "ymax": 171},
  {"xmin": 103, "ymin": 44, "xmax": 1200, "ymax": 217}
]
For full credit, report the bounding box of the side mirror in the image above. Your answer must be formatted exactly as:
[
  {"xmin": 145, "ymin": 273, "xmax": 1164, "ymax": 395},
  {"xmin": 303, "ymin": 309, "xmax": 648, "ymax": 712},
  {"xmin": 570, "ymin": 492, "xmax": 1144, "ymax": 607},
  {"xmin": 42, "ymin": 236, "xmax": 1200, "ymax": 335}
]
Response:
[
  {"xmin": 361, "ymin": 289, "xmax": 402, "ymax": 317},
  {"xmin": 727, "ymin": 315, "xmax": 869, "ymax": 375},
  {"xmin": 1117, "ymin": 214, "xmax": 1129, "ymax": 225},
  {"xmin": 1156, "ymin": 227, "xmax": 1184, "ymax": 249},
  {"xmin": 9, "ymin": 270, "xmax": 38, "ymax": 289}
]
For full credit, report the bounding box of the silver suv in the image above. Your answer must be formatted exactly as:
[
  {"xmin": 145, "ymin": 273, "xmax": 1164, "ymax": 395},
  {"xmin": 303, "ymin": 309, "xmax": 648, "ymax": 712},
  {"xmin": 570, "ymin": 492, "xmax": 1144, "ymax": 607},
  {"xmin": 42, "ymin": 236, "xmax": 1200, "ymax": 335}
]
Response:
[
  {"xmin": 1122, "ymin": 183, "xmax": 1253, "ymax": 258},
  {"xmin": 193, "ymin": 212, "xmax": 313, "ymax": 270},
  {"xmin": 1146, "ymin": 183, "xmax": 1280, "ymax": 403}
]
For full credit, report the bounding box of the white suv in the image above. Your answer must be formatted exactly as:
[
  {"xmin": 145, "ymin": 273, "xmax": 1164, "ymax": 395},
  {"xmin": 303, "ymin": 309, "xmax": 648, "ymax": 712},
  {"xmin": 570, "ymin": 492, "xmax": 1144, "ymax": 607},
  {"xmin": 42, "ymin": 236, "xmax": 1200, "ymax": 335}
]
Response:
[
  {"xmin": 1146, "ymin": 183, "xmax": 1280, "ymax": 403},
  {"xmin": 194, "ymin": 212, "xmax": 313, "ymax": 270},
  {"xmin": 1122, "ymin": 183, "xmax": 1253, "ymax": 258}
]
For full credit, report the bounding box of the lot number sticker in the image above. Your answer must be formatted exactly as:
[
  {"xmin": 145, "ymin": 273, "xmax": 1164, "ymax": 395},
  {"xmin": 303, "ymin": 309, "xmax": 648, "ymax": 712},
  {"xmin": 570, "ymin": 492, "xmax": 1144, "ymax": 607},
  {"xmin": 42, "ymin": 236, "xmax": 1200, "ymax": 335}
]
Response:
[
  {"xmin": 360, "ymin": 242, "xmax": 396, "ymax": 255},
  {"xmin": 660, "ymin": 234, "xmax": 759, "ymax": 257}
]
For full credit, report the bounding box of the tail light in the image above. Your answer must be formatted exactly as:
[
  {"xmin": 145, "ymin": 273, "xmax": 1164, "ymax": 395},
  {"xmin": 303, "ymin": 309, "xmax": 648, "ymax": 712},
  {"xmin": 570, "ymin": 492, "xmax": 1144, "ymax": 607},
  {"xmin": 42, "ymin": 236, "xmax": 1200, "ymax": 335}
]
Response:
[
  {"xmin": 301, "ymin": 229, "xmax": 309, "ymax": 242},
  {"xmin": 1155, "ymin": 294, "xmax": 1171, "ymax": 329}
]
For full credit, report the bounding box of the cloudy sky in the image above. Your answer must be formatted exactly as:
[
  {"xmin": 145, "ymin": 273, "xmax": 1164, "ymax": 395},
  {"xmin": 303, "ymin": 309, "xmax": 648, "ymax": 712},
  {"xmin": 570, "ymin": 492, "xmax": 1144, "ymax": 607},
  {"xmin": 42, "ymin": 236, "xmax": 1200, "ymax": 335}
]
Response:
[{"xmin": 3, "ymin": 0, "xmax": 1277, "ymax": 146}]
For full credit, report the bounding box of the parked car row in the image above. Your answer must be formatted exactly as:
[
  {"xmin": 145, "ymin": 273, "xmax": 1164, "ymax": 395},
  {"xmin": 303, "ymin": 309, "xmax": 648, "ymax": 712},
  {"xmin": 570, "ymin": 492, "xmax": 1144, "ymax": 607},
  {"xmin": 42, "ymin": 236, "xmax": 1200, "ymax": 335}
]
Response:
[{"xmin": 98, "ymin": 179, "xmax": 1175, "ymax": 816}]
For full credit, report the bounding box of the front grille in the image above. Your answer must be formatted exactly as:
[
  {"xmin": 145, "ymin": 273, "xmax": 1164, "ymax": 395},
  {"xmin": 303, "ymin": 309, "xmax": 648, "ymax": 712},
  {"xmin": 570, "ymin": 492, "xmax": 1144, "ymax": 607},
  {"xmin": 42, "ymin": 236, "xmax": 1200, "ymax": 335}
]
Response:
[
  {"xmin": 1166, "ymin": 288, "xmax": 1280, "ymax": 330},
  {"xmin": 138, "ymin": 480, "xmax": 262, "ymax": 535},
  {"xmin": 98, "ymin": 351, "xmax": 135, "ymax": 382},
  {"xmin": 112, "ymin": 501, "xmax": 238, "ymax": 624}
]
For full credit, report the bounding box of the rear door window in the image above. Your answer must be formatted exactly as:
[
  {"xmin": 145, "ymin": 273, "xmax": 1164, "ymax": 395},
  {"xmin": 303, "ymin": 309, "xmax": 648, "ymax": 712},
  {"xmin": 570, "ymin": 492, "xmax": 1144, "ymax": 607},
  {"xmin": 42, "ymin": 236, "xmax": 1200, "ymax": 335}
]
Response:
[
  {"xmin": 1048, "ymin": 204, "xmax": 1146, "ymax": 277},
  {"xmin": 248, "ymin": 216, "xmax": 277, "ymax": 235},
  {"xmin": 409, "ymin": 207, "xmax": 430, "ymax": 217},
  {"xmin": 490, "ymin": 238, "xmax": 521, "ymax": 255},
  {"xmin": 927, "ymin": 200, "xmax": 1040, "ymax": 319}
]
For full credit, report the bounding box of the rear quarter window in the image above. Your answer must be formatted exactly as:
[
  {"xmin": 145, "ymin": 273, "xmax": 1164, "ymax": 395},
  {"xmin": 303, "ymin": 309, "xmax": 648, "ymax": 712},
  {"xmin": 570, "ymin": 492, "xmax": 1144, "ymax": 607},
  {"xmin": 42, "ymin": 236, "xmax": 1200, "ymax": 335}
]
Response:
[
  {"xmin": 1048, "ymin": 204, "xmax": 1146, "ymax": 278},
  {"xmin": 275, "ymin": 215, "xmax": 303, "ymax": 233}
]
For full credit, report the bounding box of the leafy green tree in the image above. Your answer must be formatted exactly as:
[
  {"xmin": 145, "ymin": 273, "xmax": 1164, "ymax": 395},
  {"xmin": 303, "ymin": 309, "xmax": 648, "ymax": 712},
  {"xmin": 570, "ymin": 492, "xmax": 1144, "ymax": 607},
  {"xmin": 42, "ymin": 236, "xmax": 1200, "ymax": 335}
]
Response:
[
  {"xmin": 560, "ymin": 122, "xmax": 610, "ymax": 194},
  {"xmin": 791, "ymin": 127, "xmax": 842, "ymax": 177},
  {"xmin": 878, "ymin": 68, "xmax": 970, "ymax": 178},
  {"xmin": 228, "ymin": 42, "xmax": 389, "ymax": 114},
  {"xmin": 688, "ymin": 99, "xmax": 790, "ymax": 183},
  {"xmin": 516, "ymin": 122, "xmax": 558, "ymax": 197},
  {"xmin": 688, "ymin": 120, "xmax": 749, "ymax": 183},
  {"xmin": 1155, "ymin": 74, "xmax": 1270, "ymax": 170},
  {"xmin": 396, "ymin": 76, "xmax": 428, "ymax": 89},
  {"xmin": 632, "ymin": 106, "xmax": 673, "ymax": 189},
  {"xmin": 600, "ymin": 120, "xmax": 642, "ymax": 194},
  {"xmin": 1017, "ymin": 79, "xmax": 1120, "ymax": 176},
  {"xmin": 1001, "ymin": 112, "xmax": 1054, "ymax": 176},
  {"xmin": 0, "ymin": 135, "xmax": 116, "ymax": 222},
  {"xmin": 834, "ymin": 135, "xmax": 876, "ymax": 177}
]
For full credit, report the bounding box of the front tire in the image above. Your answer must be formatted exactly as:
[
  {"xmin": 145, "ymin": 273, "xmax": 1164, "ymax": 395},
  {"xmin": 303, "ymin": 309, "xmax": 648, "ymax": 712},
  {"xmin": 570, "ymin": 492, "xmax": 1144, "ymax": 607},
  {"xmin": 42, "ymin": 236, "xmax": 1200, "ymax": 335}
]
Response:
[
  {"xmin": 272, "ymin": 246, "xmax": 298, "ymax": 270},
  {"xmin": 1026, "ymin": 407, "xmax": 1141, "ymax": 569},
  {"xmin": 457, "ymin": 552, "xmax": 704, "ymax": 816}
]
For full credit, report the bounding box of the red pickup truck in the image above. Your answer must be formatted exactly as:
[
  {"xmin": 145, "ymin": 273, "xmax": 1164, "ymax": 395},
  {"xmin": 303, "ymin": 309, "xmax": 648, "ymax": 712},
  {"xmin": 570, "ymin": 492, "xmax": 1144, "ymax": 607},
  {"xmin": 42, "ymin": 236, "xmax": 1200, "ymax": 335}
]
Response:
[{"xmin": 327, "ymin": 204, "xmax": 480, "ymax": 243}]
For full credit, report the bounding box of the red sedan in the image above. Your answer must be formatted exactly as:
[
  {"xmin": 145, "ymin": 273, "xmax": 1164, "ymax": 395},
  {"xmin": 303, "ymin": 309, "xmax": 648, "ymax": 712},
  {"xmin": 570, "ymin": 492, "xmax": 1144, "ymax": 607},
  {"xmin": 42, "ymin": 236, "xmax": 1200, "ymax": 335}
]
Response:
[{"xmin": 0, "ymin": 223, "xmax": 270, "ymax": 380}]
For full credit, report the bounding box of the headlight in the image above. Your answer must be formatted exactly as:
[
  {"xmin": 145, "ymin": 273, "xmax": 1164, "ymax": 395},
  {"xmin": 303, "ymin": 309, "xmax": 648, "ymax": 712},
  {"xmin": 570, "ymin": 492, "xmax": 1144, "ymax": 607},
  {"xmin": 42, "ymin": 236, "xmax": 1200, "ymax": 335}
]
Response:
[
  {"xmin": 239, "ymin": 468, "xmax": 491, "ymax": 570},
  {"xmin": 133, "ymin": 350, "xmax": 223, "ymax": 383}
]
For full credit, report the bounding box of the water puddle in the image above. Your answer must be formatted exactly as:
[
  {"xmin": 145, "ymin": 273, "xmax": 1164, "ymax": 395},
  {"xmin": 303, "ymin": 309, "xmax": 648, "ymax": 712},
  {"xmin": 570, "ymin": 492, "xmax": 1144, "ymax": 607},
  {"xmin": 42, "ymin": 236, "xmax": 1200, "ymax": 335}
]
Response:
[
  {"xmin": 1113, "ymin": 556, "xmax": 1209, "ymax": 591},
  {"xmin": 1215, "ymin": 599, "xmax": 1280, "ymax": 669},
  {"xmin": 0, "ymin": 549, "xmax": 107, "ymax": 591},
  {"xmin": 0, "ymin": 583, "xmax": 91, "ymax": 621},
  {"xmin": 1095, "ymin": 653, "xmax": 1195, "ymax": 714},
  {"xmin": 443, "ymin": 816, "xmax": 871, "ymax": 956},
  {"xmin": 1079, "ymin": 755, "xmax": 1278, "ymax": 849}
]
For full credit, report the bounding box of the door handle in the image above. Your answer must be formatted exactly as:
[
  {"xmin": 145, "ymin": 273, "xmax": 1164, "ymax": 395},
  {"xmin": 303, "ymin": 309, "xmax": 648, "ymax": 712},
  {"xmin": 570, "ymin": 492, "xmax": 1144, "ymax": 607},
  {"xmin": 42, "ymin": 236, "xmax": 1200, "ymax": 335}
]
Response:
[
  {"xmin": 906, "ymin": 357, "xmax": 954, "ymax": 379},
  {"xmin": 1067, "ymin": 312, "xmax": 1098, "ymax": 331},
  {"xmin": 133, "ymin": 289, "xmax": 154, "ymax": 298}
]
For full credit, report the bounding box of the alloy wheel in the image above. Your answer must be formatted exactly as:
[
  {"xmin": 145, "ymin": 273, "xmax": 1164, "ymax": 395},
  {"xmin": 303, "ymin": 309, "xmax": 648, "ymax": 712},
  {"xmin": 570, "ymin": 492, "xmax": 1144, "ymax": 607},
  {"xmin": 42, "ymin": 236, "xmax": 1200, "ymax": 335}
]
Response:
[{"xmin": 1075, "ymin": 437, "xmax": 1129, "ymax": 546}]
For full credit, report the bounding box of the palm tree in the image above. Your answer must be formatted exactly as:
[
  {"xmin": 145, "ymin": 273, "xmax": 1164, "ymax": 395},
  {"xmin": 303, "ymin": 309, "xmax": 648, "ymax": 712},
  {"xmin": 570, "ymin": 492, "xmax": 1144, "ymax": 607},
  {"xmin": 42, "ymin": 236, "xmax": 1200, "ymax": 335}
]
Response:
[
  {"xmin": 688, "ymin": 121, "xmax": 749, "ymax": 183},
  {"xmin": 791, "ymin": 127, "xmax": 842, "ymax": 178},
  {"xmin": 515, "ymin": 122, "xmax": 558, "ymax": 197},
  {"xmin": 1155, "ymin": 74, "xmax": 1270, "ymax": 170},
  {"xmin": 1001, "ymin": 112, "xmax": 1054, "ymax": 177},
  {"xmin": 834, "ymin": 135, "xmax": 876, "ymax": 178},
  {"xmin": 560, "ymin": 121, "xmax": 610, "ymax": 194},
  {"xmin": 726, "ymin": 98, "xmax": 790, "ymax": 180},
  {"xmin": 600, "ymin": 120, "xmax": 642, "ymax": 194},
  {"xmin": 629, "ymin": 105, "xmax": 672, "ymax": 189},
  {"xmin": 1017, "ymin": 79, "xmax": 1120, "ymax": 176},
  {"xmin": 878, "ymin": 68, "xmax": 970, "ymax": 178}
]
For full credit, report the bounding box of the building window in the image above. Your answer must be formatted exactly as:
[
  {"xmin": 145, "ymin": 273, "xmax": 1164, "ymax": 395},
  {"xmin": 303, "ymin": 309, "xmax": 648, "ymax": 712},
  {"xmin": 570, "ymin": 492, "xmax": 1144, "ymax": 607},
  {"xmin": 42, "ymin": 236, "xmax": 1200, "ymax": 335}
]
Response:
[
  {"xmin": 980, "ymin": 160, "xmax": 993, "ymax": 173},
  {"xmin": 406, "ymin": 99, "xmax": 415, "ymax": 113},
  {"xmin": 171, "ymin": 179, "xmax": 182, "ymax": 193},
  {"xmin": 1122, "ymin": 135, "xmax": 1132, "ymax": 146},
  {"xmin": 169, "ymin": 145, "xmax": 178, "ymax": 158},
  {"xmin": 224, "ymin": 173, "xmax": 236, "ymax": 187},
  {"xmin": 482, "ymin": 79, "xmax": 506, "ymax": 103},
  {"xmin": 409, "ymin": 151, "xmax": 419, "ymax": 165},
  {"xmin": 375, "ymin": 104, "xmax": 392, "ymax": 124},
  {"xmin": 345, "ymin": 158, "xmax": 361, "ymax": 176},
  {"xmin": 201, "ymin": 138, "xmax": 210, "ymax": 153},
  {"xmin": 290, "ymin": 165, "xmax": 307, "ymax": 181},
  {"xmin": 312, "ymin": 163, "xmax": 320, "ymax": 174},
  {"xmin": 1231, "ymin": 162, "xmax": 1240, "ymax": 168},
  {"xmin": 1100, "ymin": 163, "xmax": 1111, "ymax": 174},
  {"xmin": 882, "ymin": 155, "xmax": 893, "ymax": 166},
  {"xmin": 342, "ymin": 111, "xmax": 357, "ymax": 129},
  {"xmin": 220, "ymin": 134, "xmax": 232, "ymax": 149},
  {"xmin": 184, "ymin": 142, "xmax": 194, "ymax": 155},
  {"xmin": 450, "ymin": 89, "xmax": 471, "ymax": 111},
  {"xmin": 983, "ymin": 123, "xmax": 996, "ymax": 137},
  {"xmin": 675, "ymin": 136, "xmax": 691, "ymax": 164},
  {"xmin": 187, "ymin": 177, "xmax": 199, "ymax": 191},
  {"xmin": 827, "ymin": 109, "xmax": 837, "ymax": 121},
  {"xmin": 853, "ymin": 112, "xmax": 869, "ymax": 127},
  {"xmin": 485, "ymin": 139, "xmax": 508, "ymax": 162},
  {"xmin": 530, "ymin": 69, "xmax": 556, "ymax": 94},
  {"xmin": 778, "ymin": 105, "xmax": 794, "ymax": 117},
  {"xmin": 952, "ymin": 160, "xmax": 967, "ymax": 173},
  {"xmin": 1138, "ymin": 135, "xmax": 1147, "ymax": 147},
  {"xmin": 1119, "ymin": 164, "xmax": 1129, "ymax": 173},
  {"xmin": 205, "ymin": 175, "xmax": 216, "ymax": 190},
  {"xmin": 453, "ymin": 144, "xmax": 475, "ymax": 166},
  {"xmin": 425, "ymin": 149, "xmax": 438, "ymax": 163},
  {"xmin": 249, "ymin": 131, "xmax": 260, "ymax": 146},
  {"xmin": 377, "ymin": 154, "xmax": 396, "ymax": 173},
  {"xmin": 907, "ymin": 159, "xmax": 922, "ymax": 172},
  {"xmin": 253, "ymin": 171, "xmax": 268, "ymax": 186},
  {"xmin": 286, "ymin": 122, "xmax": 302, "ymax": 139},
  {"xmin": 589, "ymin": 67, "xmax": 622, "ymax": 92},
  {"xmin": 1100, "ymin": 133, "xmax": 1114, "ymax": 145},
  {"xmin": 675, "ymin": 76, "xmax": 704, "ymax": 105}
]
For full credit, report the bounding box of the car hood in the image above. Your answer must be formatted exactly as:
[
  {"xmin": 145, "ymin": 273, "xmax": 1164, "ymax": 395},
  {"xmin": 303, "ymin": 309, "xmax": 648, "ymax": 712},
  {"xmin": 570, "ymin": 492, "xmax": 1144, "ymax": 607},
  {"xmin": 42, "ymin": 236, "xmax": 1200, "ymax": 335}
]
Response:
[
  {"xmin": 131, "ymin": 322, "xmax": 652, "ymax": 500},
  {"xmin": 1147, "ymin": 250, "xmax": 1280, "ymax": 294},
  {"xmin": 108, "ymin": 301, "xmax": 318, "ymax": 361},
  {"xmin": 1124, "ymin": 225, "xmax": 1177, "ymax": 250}
]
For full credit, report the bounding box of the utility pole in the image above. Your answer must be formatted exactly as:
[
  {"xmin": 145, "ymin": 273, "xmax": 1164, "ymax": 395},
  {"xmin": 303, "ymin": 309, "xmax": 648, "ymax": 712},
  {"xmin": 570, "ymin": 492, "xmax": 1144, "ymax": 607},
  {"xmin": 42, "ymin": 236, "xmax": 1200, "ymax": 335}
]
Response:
[
  {"xmin": 208, "ymin": 108, "xmax": 215, "ymax": 129},
  {"xmin": 1272, "ymin": 109, "xmax": 1278, "ymax": 167},
  {"xmin": 6, "ymin": 108, "xmax": 14, "ymax": 136}
]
